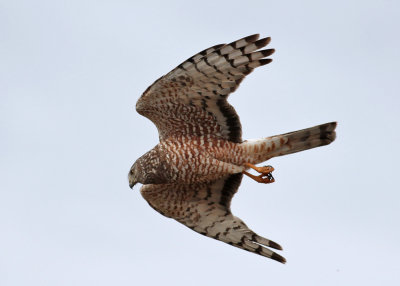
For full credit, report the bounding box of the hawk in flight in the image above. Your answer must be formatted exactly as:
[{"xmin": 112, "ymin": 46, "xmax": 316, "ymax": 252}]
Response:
[{"xmin": 129, "ymin": 34, "xmax": 336, "ymax": 263}]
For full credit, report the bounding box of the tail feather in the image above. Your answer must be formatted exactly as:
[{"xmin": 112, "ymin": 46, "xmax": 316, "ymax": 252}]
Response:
[
  {"xmin": 271, "ymin": 122, "xmax": 336, "ymax": 157},
  {"xmin": 242, "ymin": 122, "xmax": 337, "ymax": 164}
]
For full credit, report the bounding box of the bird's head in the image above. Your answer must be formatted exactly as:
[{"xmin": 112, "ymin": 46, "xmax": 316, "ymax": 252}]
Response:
[
  {"xmin": 128, "ymin": 150, "xmax": 167, "ymax": 188},
  {"xmin": 128, "ymin": 163, "xmax": 139, "ymax": 189}
]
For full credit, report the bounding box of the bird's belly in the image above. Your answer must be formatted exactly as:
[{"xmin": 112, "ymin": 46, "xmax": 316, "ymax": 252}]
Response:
[{"xmin": 160, "ymin": 137, "xmax": 242, "ymax": 184}]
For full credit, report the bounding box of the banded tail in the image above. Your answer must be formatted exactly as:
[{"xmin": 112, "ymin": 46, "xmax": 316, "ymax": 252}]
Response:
[{"xmin": 242, "ymin": 122, "xmax": 337, "ymax": 164}]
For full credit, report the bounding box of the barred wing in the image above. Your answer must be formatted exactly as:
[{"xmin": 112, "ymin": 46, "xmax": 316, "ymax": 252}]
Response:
[
  {"xmin": 136, "ymin": 34, "xmax": 274, "ymax": 143},
  {"xmin": 140, "ymin": 174, "xmax": 286, "ymax": 263}
]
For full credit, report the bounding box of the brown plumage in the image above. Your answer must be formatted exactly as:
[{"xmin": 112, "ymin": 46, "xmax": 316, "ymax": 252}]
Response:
[{"xmin": 129, "ymin": 34, "xmax": 336, "ymax": 263}]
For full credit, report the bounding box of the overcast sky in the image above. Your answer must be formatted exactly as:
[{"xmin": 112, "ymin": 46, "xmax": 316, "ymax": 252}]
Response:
[{"xmin": 1, "ymin": 0, "xmax": 400, "ymax": 285}]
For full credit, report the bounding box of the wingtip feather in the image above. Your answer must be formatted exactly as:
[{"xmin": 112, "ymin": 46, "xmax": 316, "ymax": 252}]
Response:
[
  {"xmin": 271, "ymin": 252, "xmax": 287, "ymax": 264},
  {"xmin": 269, "ymin": 240, "xmax": 283, "ymax": 250},
  {"xmin": 244, "ymin": 33, "xmax": 260, "ymax": 43},
  {"xmin": 255, "ymin": 37, "xmax": 271, "ymax": 48}
]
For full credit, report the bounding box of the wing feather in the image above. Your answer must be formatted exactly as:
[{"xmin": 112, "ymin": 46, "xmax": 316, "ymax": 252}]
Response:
[
  {"xmin": 140, "ymin": 174, "xmax": 286, "ymax": 263},
  {"xmin": 136, "ymin": 34, "xmax": 274, "ymax": 143}
]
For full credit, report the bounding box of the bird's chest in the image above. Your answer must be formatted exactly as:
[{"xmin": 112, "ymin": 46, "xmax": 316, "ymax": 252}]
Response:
[{"xmin": 158, "ymin": 137, "xmax": 234, "ymax": 183}]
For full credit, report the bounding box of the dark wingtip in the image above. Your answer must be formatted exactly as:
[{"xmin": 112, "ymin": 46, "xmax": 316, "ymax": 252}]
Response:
[
  {"xmin": 244, "ymin": 34, "xmax": 260, "ymax": 43},
  {"xmin": 255, "ymin": 37, "xmax": 271, "ymax": 48},
  {"xmin": 271, "ymin": 252, "xmax": 287, "ymax": 264},
  {"xmin": 269, "ymin": 240, "xmax": 283, "ymax": 250},
  {"xmin": 259, "ymin": 58, "xmax": 273, "ymax": 66},
  {"xmin": 261, "ymin": 48, "xmax": 275, "ymax": 57}
]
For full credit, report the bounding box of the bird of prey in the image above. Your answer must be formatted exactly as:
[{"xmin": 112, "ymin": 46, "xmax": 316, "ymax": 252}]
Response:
[{"xmin": 128, "ymin": 34, "xmax": 336, "ymax": 263}]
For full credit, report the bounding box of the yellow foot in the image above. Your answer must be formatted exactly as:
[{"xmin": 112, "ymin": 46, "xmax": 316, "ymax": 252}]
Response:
[{"xmin": 243, "ymin": 163, "xmax": 275, "ymax": 184}]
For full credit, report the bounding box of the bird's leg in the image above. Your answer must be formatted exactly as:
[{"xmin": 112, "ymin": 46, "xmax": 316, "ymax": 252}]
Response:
[
  {"xmin": 243, "ymin": 163, "xmax": 275, "ymax": 184},
  {"xmin": 244, "ymin": 163, "xmax": 274, "ymax": 174}
]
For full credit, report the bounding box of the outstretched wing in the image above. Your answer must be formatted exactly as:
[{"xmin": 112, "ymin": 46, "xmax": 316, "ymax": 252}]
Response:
[
  {"xmin": 136, "ymin": 34, "xmax": 274, "ymax": 143},
  {"xmin": 140, "ymin": 174, "xmax": 286, "ymax": 263}
]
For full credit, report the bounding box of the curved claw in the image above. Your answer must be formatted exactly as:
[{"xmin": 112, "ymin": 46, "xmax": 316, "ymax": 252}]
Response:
[
  {"xmin": 258, "ymin": 172, "xmax": 275, "ymax": 183},
  {"xmin": 243, "ymin": 170, "xmax": 275, "ymax": 184},
  {"xmin": 265, "ymin": 172, "xmax": 274, "ymax": 181},
  {"xmin": 243, "ymin": 163, "xmax": 275, "ymax": 184}
]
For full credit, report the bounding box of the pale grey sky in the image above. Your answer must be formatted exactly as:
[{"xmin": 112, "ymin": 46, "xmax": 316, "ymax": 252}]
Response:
[{"xmin": 1, "ymin": 0, "xmax": 400, "ymax": 285}]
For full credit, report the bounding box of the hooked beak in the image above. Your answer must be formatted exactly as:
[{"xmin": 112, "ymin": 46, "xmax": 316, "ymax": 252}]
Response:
[{"xmin": 129, "ymin": 181, "xmax": 137, "ymax": 189}]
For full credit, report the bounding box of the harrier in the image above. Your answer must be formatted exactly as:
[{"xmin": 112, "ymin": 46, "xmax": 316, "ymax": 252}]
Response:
[{"xmin": 129, "ymin": 34, "xmax": 336, "ymax": 263}]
